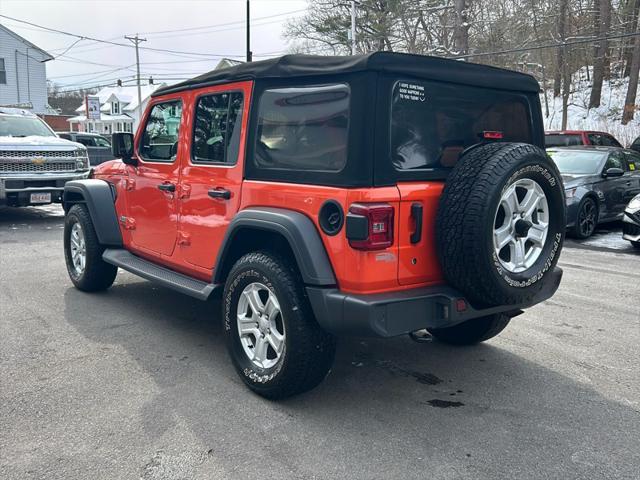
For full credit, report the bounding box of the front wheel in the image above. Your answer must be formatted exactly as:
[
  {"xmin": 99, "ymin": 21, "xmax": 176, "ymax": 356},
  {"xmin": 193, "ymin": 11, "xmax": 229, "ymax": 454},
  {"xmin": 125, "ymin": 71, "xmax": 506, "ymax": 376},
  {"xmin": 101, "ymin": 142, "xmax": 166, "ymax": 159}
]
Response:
[
  {"xmin": 571, "ymin": 197, "xmax": 598, "ymax": 239},
  {"xmin": 427, "ymin": 314, "xmax": 511, "ymax": 345},
  {"xmin": 223, "ymin": 252, "xmax": 336, "ymax": 399},
  {"xmin": 64, "ymin": 204, "xmax": 117, "ymax": 292}
]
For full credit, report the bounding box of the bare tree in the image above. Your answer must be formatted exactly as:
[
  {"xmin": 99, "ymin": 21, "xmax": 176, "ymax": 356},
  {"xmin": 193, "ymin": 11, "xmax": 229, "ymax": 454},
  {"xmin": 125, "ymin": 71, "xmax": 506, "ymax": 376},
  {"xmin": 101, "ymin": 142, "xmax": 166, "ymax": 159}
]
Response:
[
  {"xmin": 554, "ymin": 0, "xmax": 569, "ymax": 97},
  {"xmin": 622, "ymin": 21, "xmax": 640, "ymax": 123},
  {"xmin": 589, "ymin": 0, "xmax": 612, "ymax": 108}
]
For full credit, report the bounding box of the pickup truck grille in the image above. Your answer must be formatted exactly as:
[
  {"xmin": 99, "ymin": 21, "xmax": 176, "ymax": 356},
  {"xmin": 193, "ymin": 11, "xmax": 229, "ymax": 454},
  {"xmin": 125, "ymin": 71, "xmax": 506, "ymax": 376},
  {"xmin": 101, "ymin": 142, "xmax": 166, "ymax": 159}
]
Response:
[
  {"xmin": 0, "ymin": 151, "xmax": 79, "ymax": 173},
  {"xmin": 0, "ymin": 150, "xmax": 77, "ymax": 159},
  {"xmin": 0, "ymin": 161, "xmax": 77, "ymax": 173}
]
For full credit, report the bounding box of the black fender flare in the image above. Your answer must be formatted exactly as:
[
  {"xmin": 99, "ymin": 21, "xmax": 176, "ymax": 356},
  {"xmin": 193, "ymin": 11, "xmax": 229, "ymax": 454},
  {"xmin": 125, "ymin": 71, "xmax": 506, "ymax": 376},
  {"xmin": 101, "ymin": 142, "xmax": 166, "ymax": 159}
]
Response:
[
  {"xmin": 63, "ymin": 179, "xmax": 123, "ymax": 247},
  {"xmin": 214, "ymin": 207, "xmax": 337, "ymax": 286}
]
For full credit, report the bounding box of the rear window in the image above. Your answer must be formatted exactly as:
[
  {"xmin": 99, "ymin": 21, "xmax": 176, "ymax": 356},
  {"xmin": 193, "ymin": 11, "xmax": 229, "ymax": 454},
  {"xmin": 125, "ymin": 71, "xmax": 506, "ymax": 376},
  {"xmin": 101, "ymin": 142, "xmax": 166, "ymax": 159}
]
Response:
[
  {"xmin": 391, "ymin": 80, "xmax": 533, "ymax": 170},
  {"xmin": 254, "ymin": 84, "xmax": 349, "ymax": 172},
  {"xmin": 545, "ymin": 134, "xmax": 583, "ymax": 147}
]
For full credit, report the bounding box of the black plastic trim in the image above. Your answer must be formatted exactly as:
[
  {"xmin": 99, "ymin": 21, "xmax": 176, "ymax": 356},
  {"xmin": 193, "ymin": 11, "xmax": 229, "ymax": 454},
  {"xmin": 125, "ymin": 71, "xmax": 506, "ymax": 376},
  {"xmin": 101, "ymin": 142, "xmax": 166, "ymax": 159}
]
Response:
[
  {"xmin": 63, "ymin": 179, "xmax": 123, "ymax": 247},
  {"xmin": 318, "ymin": 200, "xmax": 344, "ymax": 236},
  {"xmin": 214, "ymin": 207, "xmax": 337, "ymax": 286},
  {"xmin": 307, "ymin": 267, "xmax": 563, "ymax": 337},
  {"xmin": 345, "ymin": 212, "xmax": 368, "ymax": 241}
]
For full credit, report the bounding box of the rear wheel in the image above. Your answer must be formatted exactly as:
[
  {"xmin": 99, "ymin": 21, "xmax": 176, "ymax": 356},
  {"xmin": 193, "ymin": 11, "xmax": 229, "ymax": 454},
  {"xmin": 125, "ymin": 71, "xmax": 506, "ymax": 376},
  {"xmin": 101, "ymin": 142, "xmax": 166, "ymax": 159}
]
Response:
[
  {"xmin": 571, "ymin": 197, "xmax": 598, "ymax": 239},
  {"xmin": 64, "ymin": 204, "xmax": 117, "ymax": 292},
  {"xmin": 223, "ymin": 251, "xmax": 335, "ymax": 399},
  {"xmin": 428, "ymin": 314, "xmax": 511, "ymax": 345}
]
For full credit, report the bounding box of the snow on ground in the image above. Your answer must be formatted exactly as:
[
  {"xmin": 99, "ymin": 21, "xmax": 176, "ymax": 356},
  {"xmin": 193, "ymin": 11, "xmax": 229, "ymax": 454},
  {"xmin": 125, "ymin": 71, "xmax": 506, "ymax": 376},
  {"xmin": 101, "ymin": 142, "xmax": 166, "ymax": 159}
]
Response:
[{"xmin": 541, "ymin": 67, "xmax": 640, "ymax": 146}]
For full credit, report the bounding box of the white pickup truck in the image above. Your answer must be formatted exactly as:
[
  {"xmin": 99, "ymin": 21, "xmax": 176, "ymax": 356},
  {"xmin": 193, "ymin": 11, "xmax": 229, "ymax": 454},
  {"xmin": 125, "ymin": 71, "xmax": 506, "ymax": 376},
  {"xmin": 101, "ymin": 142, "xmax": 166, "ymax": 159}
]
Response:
[{"xmin": 0, "ymin": 107, "xmax": 90, "ymax": 207}]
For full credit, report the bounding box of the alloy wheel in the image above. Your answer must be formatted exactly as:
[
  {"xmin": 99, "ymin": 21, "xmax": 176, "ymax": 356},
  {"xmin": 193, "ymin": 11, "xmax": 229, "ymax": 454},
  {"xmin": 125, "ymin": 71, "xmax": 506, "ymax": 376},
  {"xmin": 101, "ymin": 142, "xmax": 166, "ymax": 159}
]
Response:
[
  {"xmin": 493, "ymin": 178, "xmax": 549, "ymax": 273},
  {"xmin": 69, "ymin": 222, "xmax": 86, "ymax": 276}
]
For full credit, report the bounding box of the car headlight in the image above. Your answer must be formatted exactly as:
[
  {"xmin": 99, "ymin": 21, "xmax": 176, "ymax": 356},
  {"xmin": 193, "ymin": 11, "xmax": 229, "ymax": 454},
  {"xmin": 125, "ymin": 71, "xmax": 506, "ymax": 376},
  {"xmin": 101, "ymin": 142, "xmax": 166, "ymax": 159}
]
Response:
[
  {"xmin": 75, "ymin": 147, "xmax": 88, "ymax": 169},
  {"xmin": 628, "ymin": 194, "xmax": 640, "ymax": 211},
  {"xmin": 565, "ymin": 187, "xmax": 578, "ymax": 199}
]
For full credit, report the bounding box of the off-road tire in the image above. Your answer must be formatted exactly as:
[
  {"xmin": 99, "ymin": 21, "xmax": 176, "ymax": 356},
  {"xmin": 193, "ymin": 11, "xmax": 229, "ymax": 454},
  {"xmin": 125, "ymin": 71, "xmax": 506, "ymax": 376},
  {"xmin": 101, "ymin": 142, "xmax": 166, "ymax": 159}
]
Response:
[
  {"xmin": 436, "ymin": 143, "xmax": 565, "ymax": 307},
  {"xmin": 428, "ymin": 314, "xmax": 511, "ymax": 345},
  {"xmin": 223, "ymin": 251, "xmax": 336, "ymax": 399},
  {"xmin": 570, "ymin": 197, "xmax": 598, "ymax": 239},
  {"xmin": 64, "ymin": 204, "xmax": 117, "ymax": 292}
]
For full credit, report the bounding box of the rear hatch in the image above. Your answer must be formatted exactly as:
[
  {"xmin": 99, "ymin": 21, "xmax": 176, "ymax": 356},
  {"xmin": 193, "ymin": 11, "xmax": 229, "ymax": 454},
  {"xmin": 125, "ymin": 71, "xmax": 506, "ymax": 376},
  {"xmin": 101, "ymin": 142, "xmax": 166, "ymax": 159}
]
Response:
[{"xmin": 377, "ymin": 77, "xmax": 541, "ymax": 286}]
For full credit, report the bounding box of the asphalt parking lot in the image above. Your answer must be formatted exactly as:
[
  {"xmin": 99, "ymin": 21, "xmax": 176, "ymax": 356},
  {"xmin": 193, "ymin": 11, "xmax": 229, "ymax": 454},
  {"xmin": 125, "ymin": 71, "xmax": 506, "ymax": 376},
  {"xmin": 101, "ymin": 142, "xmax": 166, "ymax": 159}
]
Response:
[{"xmin": 1, "ymin": 205, "xmax": 639, "ymax": 480}]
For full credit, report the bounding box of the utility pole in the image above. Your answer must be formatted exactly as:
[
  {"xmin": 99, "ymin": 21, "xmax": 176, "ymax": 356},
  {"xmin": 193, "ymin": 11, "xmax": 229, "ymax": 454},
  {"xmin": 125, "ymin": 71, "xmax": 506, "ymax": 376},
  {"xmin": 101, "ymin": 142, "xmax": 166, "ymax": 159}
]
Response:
[
  {"xmin": 350, "ymin": 1, "xmax": 356, "ymax": 55},
  {"xmin": 246, "ymin": 0, "xmax": 252, "ymax": 62},
  {"xmin": 125, "ymin": 34, "xmax": 147, "ymax": 120}
]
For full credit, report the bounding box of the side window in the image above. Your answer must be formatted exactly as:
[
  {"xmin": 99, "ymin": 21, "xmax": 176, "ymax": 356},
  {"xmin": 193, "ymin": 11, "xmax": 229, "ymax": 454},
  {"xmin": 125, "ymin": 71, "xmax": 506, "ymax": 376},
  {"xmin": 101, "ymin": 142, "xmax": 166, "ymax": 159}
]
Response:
[
  {"xmin": 58, "ymin": 133, "xmax": 71, "ymax": 140},
  {"xmin": 624, "ymin": 151, "xmax": 640, "ymax": 172},
  {"xmin": 254, "ymin": 84, "xmax": 350, "ymax": 172},
  {"xmin": 589, "ymin": 134, "xmax": 620, "ymax": 147},
  {"xmin": 95, "ymin": 136, "xmax": 111, "ymax": 147},
  {"xmin": 77, "ymin": 136, "xmax": 96, "ymax": 147},
  {"xmin": 605, "ymin": 152, "xmax": 627, "ymax": 171},
  {"xmin": 192, "ymin": 92, "xmax": 243, "ymax": 164},
  {"xmin": 139, "ymin": 100, "xmax": 183, "ymax": 162}
]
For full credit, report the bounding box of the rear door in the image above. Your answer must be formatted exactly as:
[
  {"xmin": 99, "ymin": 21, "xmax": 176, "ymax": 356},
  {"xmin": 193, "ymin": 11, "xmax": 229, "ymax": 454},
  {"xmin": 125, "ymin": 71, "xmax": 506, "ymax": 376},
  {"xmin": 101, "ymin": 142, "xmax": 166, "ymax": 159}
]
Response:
[
  {"xmin": 387, "ymin": 79, "xmax": 537, "ymax": 285},
  {"xmin": 177, "ymin": 82, "xmax": 251, "ymax": 270}
]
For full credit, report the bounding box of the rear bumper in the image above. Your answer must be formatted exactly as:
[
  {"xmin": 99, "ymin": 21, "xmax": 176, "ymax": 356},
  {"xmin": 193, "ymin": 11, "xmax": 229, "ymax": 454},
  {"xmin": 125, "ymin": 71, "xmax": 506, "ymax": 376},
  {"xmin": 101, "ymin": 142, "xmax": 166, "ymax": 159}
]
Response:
[{"xmin": 307, "ymin": 267, "xmax": 563, "ymax": 337}]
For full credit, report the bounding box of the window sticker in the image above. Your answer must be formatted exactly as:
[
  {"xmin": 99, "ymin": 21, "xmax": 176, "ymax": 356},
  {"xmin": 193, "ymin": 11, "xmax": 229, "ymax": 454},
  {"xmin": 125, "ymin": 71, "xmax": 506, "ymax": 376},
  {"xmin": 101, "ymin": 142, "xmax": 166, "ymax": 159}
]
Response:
[{"xmin": 397, "ymin": 82, "xmax": 426, "ymax": 102}]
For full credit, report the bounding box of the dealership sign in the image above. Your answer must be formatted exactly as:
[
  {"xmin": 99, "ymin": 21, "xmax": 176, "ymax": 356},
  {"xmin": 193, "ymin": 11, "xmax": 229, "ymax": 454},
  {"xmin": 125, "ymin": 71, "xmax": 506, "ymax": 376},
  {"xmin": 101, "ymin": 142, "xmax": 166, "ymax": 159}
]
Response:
[{"xmin": 85, "ymin": 96, "xmax": 101, "ymax": 120}]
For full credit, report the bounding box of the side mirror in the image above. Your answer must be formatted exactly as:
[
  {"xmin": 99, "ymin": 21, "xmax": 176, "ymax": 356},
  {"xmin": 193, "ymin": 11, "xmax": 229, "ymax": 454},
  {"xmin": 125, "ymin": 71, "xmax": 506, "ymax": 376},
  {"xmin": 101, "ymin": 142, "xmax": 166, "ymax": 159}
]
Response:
[
  {"xmin": 112, "ymin": 132, "xmax": 137, "ymax": 166},
  {"xmin": 603, "ymin": 167, "xmax": 624, "ymax": 178}
]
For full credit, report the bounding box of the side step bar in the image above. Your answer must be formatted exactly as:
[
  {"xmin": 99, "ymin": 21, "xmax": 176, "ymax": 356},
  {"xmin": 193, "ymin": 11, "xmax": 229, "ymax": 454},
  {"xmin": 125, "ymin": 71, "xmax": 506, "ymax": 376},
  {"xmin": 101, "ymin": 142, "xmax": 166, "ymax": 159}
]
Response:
[{"xmin": 102, "ymin": 249, "xmax": 217, "ymax": 301}]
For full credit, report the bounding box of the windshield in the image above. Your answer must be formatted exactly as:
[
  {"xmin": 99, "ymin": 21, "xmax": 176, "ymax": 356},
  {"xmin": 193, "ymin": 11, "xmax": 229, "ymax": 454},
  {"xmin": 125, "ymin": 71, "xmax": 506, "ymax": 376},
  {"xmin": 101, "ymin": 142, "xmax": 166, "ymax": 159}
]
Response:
[
  {"xmin": 0, "ymin": 115, "xmax": 55, "ymax": 137},
  {"xmin": 548, "ymin": 150, "xmax": 607, "ymax": 174},
  {"xmin": 545, "ymin": 134, "xmax": 583, "ymax": 147}
]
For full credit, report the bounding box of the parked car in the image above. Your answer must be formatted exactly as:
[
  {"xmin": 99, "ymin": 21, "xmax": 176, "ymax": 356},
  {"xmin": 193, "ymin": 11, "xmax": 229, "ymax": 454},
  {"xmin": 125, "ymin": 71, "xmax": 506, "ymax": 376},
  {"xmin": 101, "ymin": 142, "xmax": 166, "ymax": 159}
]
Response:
[
  {"xmin": 622, "ymin": 193, "xmax": 640, "ymax": 248},
  {"xmin": 56, "ymin": 131, "xmax": 113, "ymax": 166},
  {"xmin": 547, "ymin": 146, "xmax": 640, "ymax": 238},
  {"xmin": 61, "ymin": 53, "xmax": 566, "ymax": 399},
  {"xmin": 628, "ymin": 135, "xmax": 640, "ymax": 154},
  {"xmin": 545, "ymin": 130, "xmax": 622, "ymax": 148},
  {"xmin": 0, "ymin": 107, "xmax": 90, "ymax": 207}
]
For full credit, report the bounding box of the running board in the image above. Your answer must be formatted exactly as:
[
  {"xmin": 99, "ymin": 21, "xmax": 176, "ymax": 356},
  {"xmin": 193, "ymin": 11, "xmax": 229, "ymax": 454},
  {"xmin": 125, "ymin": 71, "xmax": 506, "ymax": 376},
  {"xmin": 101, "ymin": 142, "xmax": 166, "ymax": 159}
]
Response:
[{"xmin": 102, "ymin": 249, "xmax": 217, "ymax": 301}]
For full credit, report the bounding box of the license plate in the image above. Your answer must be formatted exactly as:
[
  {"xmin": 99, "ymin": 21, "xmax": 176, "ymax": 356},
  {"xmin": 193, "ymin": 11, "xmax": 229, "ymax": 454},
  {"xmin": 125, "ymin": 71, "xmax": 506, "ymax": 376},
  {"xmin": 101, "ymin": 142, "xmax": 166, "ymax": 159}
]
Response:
[{"xmin": 30, "ymin": 192, "xmax": 51, "ymax": 204}]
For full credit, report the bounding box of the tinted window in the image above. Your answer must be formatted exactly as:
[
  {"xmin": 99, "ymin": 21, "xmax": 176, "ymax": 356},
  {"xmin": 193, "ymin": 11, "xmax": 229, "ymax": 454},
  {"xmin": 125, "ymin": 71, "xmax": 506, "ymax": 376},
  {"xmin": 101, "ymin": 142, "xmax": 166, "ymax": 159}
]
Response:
[
  {"xmin": 391, "ymin": 81, "xmax": 532, "ymax": 170},
  {"xmin": 254, "ymin": 84, "xmax": 349, "ymax": 172},
  {"xmin": 605, "ymin": 151, "xmax": 627, "ymax": 171},
  {"xmin": 588, "ymin": 133, "xmax": 622, "ymax": 147},
  {"xmin": 94, "ymin": 136, "xmax": 111, "ymax": 147},
  {"xmin": 58, "ymin": 133, "xmax": 71, "ymax": 140},
  {"xmin": 140, "ymin": 101, "xmax": 182, "ymax": 162},
  {"xmin": 623, "ymin": 151, "xmax": 640, "ymax": 171},
  {"xmin": 545, "ymin": 134, "xmax": 583, "ymax": 147},
  {"xmin": 76, "ymin": 136, "xmax": 96, "ymax": 147},
  {"xmin": 192, "ymin": 92, "xmax": 243, "ymax": 164}
]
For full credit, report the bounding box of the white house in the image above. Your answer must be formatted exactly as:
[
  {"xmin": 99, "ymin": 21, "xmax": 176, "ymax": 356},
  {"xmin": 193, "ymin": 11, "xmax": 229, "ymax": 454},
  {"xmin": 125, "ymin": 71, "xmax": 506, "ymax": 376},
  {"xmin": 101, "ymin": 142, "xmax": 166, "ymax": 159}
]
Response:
[
  {"xmin": 68, "ymin": 80, "xmax": 165, "ymax": 135},
  {"xmin": 0, "ymin": 24, "xmax": 53, "ymax": 114}
]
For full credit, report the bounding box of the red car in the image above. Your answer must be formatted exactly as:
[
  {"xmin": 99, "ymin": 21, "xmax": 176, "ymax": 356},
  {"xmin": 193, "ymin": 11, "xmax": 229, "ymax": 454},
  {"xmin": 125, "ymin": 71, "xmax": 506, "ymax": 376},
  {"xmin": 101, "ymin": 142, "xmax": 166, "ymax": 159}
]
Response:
[{"xmin": 545, "ymin": 130, "xmax": 622, "ymax": 148}]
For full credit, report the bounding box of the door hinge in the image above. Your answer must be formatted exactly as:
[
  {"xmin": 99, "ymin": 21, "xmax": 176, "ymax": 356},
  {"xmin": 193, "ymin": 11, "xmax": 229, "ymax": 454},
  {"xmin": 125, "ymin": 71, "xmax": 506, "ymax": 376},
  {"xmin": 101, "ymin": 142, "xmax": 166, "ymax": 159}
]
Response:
[
  {"xmin": 125, "ymin": 178, "xmax": 136, "ymax": 191},
  {"xmin": 179, "ymin": 184, "xmax": 191, "ymax": 199},
  {"xmin": 119, "ymin": 215, "xmax": 136, "ymax": 230},
  {"xmin": 177, "ymin": 231, "xmax": 191, "ymax": 246}
]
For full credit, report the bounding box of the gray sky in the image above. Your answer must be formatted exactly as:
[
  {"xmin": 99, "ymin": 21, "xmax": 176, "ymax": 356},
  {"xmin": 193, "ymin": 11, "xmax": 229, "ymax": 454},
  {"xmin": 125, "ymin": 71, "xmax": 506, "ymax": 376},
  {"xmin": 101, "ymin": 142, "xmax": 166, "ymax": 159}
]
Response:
[{"xmin": 0, "ymin": 0, "xmax": 308, "ymax": 89}]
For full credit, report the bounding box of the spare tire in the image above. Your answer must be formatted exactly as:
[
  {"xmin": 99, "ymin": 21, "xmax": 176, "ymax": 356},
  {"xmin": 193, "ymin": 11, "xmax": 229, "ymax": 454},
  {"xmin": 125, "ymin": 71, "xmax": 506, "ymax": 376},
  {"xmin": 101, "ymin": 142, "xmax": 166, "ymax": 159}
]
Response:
[{"xmin": 436, "ymin": 143, "xmax": 565, "ymax": 307}]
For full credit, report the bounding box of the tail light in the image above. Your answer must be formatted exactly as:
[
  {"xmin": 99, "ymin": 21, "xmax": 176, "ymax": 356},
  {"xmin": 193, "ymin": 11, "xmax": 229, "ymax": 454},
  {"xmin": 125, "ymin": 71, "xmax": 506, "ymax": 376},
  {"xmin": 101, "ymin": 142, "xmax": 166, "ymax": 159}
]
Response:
[
  {"xmin": 483, "ymin": 130, "xmax": 504, "ymax": 140},
  {"xmin": 346, "ymin": 203, "xmax": 394, "ymax": 251}
]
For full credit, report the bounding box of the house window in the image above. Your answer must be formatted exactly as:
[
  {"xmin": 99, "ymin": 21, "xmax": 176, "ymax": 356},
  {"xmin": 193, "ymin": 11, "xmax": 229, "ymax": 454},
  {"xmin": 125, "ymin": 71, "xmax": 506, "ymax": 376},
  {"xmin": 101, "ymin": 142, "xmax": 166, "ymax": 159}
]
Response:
[
  {"xmin": 116, "ymin": 122, "xmax": 122, "ymax": 132},
  {"xmin": 112, "ymin": 102, "xmax": 120, "ymax": 115},
  {"xmin": 0, "ymin": 59, "xmax": 6, "ymax": 84}
]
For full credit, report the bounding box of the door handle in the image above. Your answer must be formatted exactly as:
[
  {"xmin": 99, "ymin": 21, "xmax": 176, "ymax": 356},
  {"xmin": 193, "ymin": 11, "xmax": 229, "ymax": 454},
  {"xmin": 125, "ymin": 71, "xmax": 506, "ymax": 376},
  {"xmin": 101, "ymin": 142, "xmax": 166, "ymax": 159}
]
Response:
[
  {"xmin": 157, "ymin": 183, "xmax": 175, "ymax": 192},
  {"xmin": 410, "ymin": 203, "xmax": 423, "ymax": 244},
  {"xmin": 208, "ymin": 188, "xmax": 231, "ymax": 200}
]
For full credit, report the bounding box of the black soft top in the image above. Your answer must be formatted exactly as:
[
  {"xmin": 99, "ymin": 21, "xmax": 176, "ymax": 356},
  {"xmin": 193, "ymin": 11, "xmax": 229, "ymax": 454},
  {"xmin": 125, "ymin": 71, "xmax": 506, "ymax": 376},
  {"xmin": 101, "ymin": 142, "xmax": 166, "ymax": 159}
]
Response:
[{"xmin": 153, "ymin": 52, "xmax": 540, "ymax": 97}]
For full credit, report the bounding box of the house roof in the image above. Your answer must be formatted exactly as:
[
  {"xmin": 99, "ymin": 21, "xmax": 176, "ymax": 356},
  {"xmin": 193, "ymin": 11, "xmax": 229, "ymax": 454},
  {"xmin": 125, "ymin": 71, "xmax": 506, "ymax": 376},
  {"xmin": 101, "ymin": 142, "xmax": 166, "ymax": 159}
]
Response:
[
  {"xmin": 68, "ymin": 113, "xmax": 134, "ymax": 122},
  {"xmin": 153, "ymin": 52, "xmax": 541, "ymax": 97},
  {"xmin": 74, "ymin": 83, "xmax": 165, "ymax": 113},
  {"xmin": 0, "ymin": 24, "xmax": 54, "ymax": 62}
]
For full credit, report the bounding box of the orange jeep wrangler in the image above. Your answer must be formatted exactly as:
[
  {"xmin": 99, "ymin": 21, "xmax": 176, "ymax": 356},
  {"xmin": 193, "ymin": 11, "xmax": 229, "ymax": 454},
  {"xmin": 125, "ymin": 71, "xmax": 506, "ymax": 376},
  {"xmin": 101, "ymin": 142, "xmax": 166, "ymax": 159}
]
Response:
[{"xmin": 62, "ymin": 53, "xmax": 565, "ymax": 399}]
